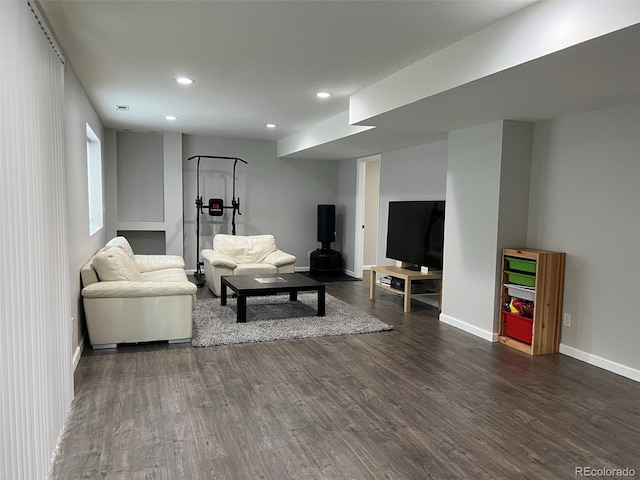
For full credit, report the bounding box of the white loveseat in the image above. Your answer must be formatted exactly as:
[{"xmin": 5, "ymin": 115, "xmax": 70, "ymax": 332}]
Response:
[
  {"xmin": 202, "ymin": 234, "xmax": 296, "ymax": 296},
  {"xmin": 81, "ymin": 236, "xmax": 197, "ymax": 349}
]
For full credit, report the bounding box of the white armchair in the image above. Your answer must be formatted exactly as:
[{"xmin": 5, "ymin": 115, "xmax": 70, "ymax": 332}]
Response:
[{"xmin": 202, "ymin": 234, "xmax": 296, "ymax": 296}]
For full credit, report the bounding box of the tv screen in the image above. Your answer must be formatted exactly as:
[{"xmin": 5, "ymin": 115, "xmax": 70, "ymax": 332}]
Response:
[{"xmin": 385, "ymin": 200, "xmax": 445, "ymax": 270}]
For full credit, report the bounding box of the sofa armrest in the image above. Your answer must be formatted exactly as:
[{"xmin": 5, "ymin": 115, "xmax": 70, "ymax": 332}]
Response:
[
  {"xmin": 263, "ymin": 249, "xmax": 296, "ymax": 267},
  {"xmin": 82, "ymin": 280, "xmax": 197, "ymax": 298},
  {"xmin": 134, "ymin": 254, "xmax": 185, "ymax": 273},
  {"xmin": 202, "ymin": 249, "xmax": 237, "ymax": 269}
]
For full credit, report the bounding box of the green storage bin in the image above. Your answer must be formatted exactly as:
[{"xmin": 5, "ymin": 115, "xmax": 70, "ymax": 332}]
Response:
[
  {"xmin": 505, "ymin": 270, "xmax": 536, "ymax": 287},
  {"xmin": 505, "ymin": 257, "xmax": 537, "ymax": 273}
]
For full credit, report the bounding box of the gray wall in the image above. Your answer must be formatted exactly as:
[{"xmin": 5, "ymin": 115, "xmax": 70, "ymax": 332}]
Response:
[
  {"xmin": 497, "ymin": 121, "xmax": 533, "ymax": 252},
  {"xmin": 337, "ymin": 158, "xmax": 358, "ymax": 272},
  {"xmin": 363, "ymin": 161, "xmax": 380, "ymax": 266},
  {"xmin": 182, "ymin": 135, "xmax": 340, "ymax": 271},
  {"xmin": 434, "ymin": 108, "xmax": 639, "ymax": 379},
  {"xmin": 337, "ymin": 141, "xmax": 448, "ymax": 276},
  {"xmin": 64, "ymin": 63, "xmax": 106, "ymax": 355},
  {"xmin": 440, "ymin": 121, "xmax": 533, "ymax": 338},
  {"xmin": 68, "ymin": 86, "xmax": 640, "ymax": 380},
  {"xmin": 529, "ymin": 102, "xmax": 640, "ymax": 373},
  {"xmin": 440, "ymin": 122, "xmax": 505, "ymax": 338},
  {"xmin": 105, "ymin": 131, "xmax": 184, "ymax": 257},
  {"xmin": 377, "ymin": 140, "xmax": 448, "ymax": 266},
  {"xmin": 116, "ymin": 132, "xmax": 164, "ymax": 222}
]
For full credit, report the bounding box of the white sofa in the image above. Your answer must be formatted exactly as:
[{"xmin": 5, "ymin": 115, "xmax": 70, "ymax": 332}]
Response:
[
  {"xmin": 202, "ymin": 234, "xmax": 296, "ymax": 296},
  {"xmin": 81, "ymin": 236, "xmax": 197, "ymax": 349}
]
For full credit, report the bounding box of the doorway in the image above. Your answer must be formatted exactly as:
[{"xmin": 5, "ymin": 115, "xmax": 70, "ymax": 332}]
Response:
[{"xmin": 354, "ymin": 154, "xmax": 380, "ymax": 278}]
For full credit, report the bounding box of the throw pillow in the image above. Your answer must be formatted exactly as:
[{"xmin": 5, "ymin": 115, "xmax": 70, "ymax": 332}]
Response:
[{"xmin": 93, "ymin": 246, "xmax": 142, "ymax": 281}]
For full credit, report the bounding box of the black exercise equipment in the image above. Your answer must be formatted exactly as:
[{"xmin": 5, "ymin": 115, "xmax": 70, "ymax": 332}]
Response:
[
  {"xmin": 310, "ymin": 204, "xmax": 344, "ymax": 275},
  {"xmin": 317, "ymin": 204, "xmax": 336, "ymax": 245},
  {"xmin": 187, "ymin": 155, "xmax": 247, "ymax": 287},
  {"xmin": 208, "ymin": 198, "xmax": 224, "ymax": 216}
]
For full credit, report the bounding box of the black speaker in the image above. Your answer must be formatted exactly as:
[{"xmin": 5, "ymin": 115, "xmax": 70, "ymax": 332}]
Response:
[{"xmin": 317, "ymin": 205, "xmax": 336, "ymax": 243}]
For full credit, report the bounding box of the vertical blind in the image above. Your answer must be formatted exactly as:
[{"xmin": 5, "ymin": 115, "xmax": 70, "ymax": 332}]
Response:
[{"xmin": 0, "ymin": 1, "xmax": 73, "ymax": 478}]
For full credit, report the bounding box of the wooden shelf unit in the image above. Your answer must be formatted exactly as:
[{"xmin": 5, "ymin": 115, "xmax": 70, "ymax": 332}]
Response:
[
  {"xmin": 369, "ymin": 265, "xmax": 442, "ymax": 313},
  {"xmin": 499, "ymin": 248, "xmax": 566, "ymax": 355}
]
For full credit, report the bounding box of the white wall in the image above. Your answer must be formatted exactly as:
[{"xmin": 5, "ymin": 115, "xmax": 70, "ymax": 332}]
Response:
[
  {"xmin": 182, "ymin": 135, "xmax": 340, "ymax": 271},
  {"xmin": 529, "ymin": 102, "xmax": 640, "ymax": 377}
]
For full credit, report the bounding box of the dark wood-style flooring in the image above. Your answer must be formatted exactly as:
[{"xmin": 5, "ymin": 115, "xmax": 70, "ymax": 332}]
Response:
[{"xmin": 50, "ymin": 276, "xmax": 640, "ymax": 479}]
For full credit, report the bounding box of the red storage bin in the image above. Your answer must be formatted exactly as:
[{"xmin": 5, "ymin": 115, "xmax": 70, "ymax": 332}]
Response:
[{"xmin": 503, "ymin": 311, "xmax": 533, "ymax": 344}]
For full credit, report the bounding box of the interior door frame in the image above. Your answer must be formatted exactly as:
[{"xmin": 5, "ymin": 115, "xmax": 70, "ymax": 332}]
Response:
[{"xmin": 354, "ymin": 154, "xmax": 381, "ymax": 279}]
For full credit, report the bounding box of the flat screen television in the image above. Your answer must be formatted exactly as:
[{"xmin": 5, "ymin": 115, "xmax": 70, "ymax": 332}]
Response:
[{"xmin": 385, "ymin": 200, "xmax": 445, "ymax": 271}]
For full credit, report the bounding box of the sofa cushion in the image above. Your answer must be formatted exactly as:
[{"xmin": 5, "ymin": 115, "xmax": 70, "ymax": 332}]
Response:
[
  {"xmin": 135, "ymin": 254, "xmax": 185, "ymax": 273},
  {"xmin": 92, "ymin": 246, "xmax": 142, "ymax": 281},
  {"xmin": 82, "ymin": 279, "xmax": 197, "ymax": 298},
  {"xmin": 105, "ymin": 236, "xmax": 135, "ymax": 257},
  {"xmin": 234, "ymin": 264, "xmax": 278, "ymax": 276},
  {"xmin": 213, "ymin": 234, "xmax": 276, "ymax": 263},
  {"xmin": 141, "ymin": 268, "xmax": 189, "ymax": 283}
]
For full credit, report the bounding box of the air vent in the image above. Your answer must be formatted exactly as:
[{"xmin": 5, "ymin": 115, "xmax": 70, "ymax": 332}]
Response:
[{"xmin": 116, "ymin": 105, "xmax": 130, "ymax": 111}]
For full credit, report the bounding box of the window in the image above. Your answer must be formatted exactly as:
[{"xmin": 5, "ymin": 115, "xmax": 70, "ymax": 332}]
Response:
[{"xmin": 86, "ymin": 123, "xmax": 103, "ymax": 235}]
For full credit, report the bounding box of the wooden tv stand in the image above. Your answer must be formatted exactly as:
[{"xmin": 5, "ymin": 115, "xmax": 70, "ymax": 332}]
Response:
[{"xmin": 369, "ymin": 265, "xmax": 442, "ymax": 313}]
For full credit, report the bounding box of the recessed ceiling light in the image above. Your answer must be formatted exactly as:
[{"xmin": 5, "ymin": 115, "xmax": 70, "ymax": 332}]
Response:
[
  {"xmin": 265, "ymin": 123, "xmax": 277, "ymax": 128},
  {"xmin": 165, "ymin": 115, "xmax": 177, "ymax": 121},
  {"xmin": 175, "ymin": 77, "xmax": 195, "ymax": 85},
  {"xmin": 316, "ymin": 92, "xmax": 331, "ymax": 98}
]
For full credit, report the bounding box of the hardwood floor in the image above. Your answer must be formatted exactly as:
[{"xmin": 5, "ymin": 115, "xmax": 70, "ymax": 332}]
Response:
[{"xmin": 51, "ymin": 277, "xmax": 640, "ymax": 479}]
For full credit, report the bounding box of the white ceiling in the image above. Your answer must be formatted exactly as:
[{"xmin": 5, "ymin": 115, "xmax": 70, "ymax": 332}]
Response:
[
  {"xmin": 290, "ymin": 20, "xmax": 640, "ymax": 159},
  {"xmin": 39, "ymin": 1, "xmax": 640, "ymax": 160},
  {"xmin": 39, "ymin": 0, "xmax": 537, "ymax": 142}
]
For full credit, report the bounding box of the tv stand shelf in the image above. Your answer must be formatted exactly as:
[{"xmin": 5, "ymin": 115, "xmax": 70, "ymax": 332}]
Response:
[{"xmin": 370, "ymin": 265, "xmax": 442, "ymax": 313}]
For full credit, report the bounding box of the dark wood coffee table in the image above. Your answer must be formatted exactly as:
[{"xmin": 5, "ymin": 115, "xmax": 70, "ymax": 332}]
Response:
[{"xmin": 220, "ymin": 273, "xmax": 326, "ymax": 323}]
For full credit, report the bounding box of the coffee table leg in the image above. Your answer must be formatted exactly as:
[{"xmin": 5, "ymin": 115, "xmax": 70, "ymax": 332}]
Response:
[
  {"xmin": 221, "ymin": 282, "xmax": 227, "ymax": 306},
  {"xmin": 237, "ymin": 294, "xmax": 247, "ymax": 323},
  {"xmin": 290, "ymin": 291, "xmax": 297, "ymax": 302},
  {"xmin": 317, "ymin": 287, "xmax": 325, "ymax": 316}
]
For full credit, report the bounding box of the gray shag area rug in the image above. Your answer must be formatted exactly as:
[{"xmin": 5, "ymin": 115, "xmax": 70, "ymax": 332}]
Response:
[{"xmin": 191, "ymin": 293, "xmax": 392, "ymax": 347}]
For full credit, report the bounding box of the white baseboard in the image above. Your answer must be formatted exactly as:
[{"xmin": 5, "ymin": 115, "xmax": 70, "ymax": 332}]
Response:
[
  {"xmin": 185, "ymin": 269, "xmax": 196, "ymax": 275},
  {"xmin": 559, "ymin": 344, "xmax": 640, "ymax": 383},
  {"xmin": 439, "ymin": 313, "xmax": 498, "ymax": 342},
  {"xmin": 295, "ymin": 266, "xmax": 310, "ymax": 272},
  {"xmin": 72, "ymin": 336, "xmax": 85, "ymax": 372}
]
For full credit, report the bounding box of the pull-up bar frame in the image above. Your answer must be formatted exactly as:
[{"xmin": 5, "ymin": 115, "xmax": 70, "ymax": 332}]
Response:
[{"xmin": 187, "ymin": 155, "xmax": 248, "ymax": 287}]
